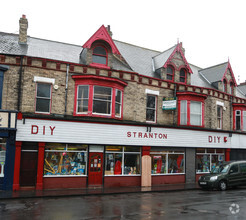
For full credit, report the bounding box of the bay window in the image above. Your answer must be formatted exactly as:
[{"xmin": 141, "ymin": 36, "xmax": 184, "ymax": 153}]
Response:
[
  {"xmin": 177, "ymin": 92, "xmax": 207, "ymax": 127},
  {"xmin": 196, "ymin": 148, "xmax": 224, "ymax": 173},
  {"xmin": 44, "ymin": 143, "xmax": 88, "ymax": 176},
  {"xmin": 105, "ymin": 146, "xmax": 141, "ymax": 176},
  {"xmin": 233, "ymin": 104, "xmax": 246, "ymax": 131},
  {"xmin": 72, "ymin": 75, "xmax": 127, "ymax": 119},
  {"xmin": 77, "ymin": 85, "xmax": 89, "ymax": 113},
  {"xmin": 93, "ymin": 86, "xmax": 112, "ymax": 115}
]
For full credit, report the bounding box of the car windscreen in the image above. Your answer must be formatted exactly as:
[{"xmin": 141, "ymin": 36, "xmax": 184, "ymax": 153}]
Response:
[{"xmin": 211, "ymin": 164, "xmax": 229, "ymax": 174}]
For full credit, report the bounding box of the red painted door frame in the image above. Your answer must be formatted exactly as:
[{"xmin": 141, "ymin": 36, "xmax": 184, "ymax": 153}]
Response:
[{"xmin": 88, "ymin": 152, "xmax": 103, "ymax": 186}]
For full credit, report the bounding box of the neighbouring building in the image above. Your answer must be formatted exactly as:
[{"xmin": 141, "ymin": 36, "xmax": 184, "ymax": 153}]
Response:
[{"xmin": 0, "ymin": 15, "xmax": 246, "ymax": 191}]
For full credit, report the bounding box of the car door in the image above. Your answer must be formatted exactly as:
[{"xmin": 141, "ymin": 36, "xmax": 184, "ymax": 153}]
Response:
[
  {"xmin": 227, "ymin": 164, "xmax": 241, "ymax": 187},
  {"xmin": 239, "ymin": 163, "xmax": 246, "ymax": 185}
]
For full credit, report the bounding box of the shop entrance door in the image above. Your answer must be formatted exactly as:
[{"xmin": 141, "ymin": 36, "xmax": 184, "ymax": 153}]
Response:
[
  {"xmin": 88, "ymin": 152, "xmax": 103, "ymax": 186},
  {"xmin": 19, "ymin": 151, "xmax": 38, "ymax": 187}
]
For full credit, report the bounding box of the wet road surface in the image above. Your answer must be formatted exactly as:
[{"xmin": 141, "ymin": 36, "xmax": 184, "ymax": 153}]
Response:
[{"xmin": 0, "ymin": 188, "xmax": 246, "ymax": 219}]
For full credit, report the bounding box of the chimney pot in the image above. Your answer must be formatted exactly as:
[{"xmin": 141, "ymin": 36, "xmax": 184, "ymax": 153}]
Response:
[{"xmin": 19, "ymin": 15, "xmax": 28, "ymax": 44}]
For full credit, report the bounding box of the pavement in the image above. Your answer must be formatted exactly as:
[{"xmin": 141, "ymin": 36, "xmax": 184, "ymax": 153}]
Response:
[{"xmin": 0, "ymin": 183, "xmax": 200, "ymax": 200}]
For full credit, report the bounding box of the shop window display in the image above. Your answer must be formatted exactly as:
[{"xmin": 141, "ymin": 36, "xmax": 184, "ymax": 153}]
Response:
[
  {"xmin": 0, "ymin": 139, "xmax": 6, "ymax": 177},
  {"xmin": 150, "ymin": 150, "xmax": 185, "ymax": 174},
  {"xmin": 44, "ymin": 143, "xmax": 87, "ymax": 176},
  {"xmin": 196, "ymin": 148, "xmax": 224, "ymax": 173},
  {"xmin": 105, "ymin": 146, "xmax": 140, "ymax": 176}
]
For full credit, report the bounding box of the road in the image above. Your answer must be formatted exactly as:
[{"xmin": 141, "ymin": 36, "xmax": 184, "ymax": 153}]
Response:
[{"xmin": 0, "ymin": 188, "xmax": 246, "ymax": 219}]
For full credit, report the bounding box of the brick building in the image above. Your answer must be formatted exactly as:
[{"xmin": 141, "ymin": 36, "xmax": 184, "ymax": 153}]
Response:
[{"xmin": 0, "ymin": 15, "xmax": 246, "ymax": 190}]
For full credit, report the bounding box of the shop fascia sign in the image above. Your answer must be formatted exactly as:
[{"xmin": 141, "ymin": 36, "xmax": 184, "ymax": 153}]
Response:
[
  {"xmin": 162, "ymin": 97, "xmax": 177, "ymax": 110},
  {"xmin": 0, "ymin": 110, "xmax": 18, "ymax": 129}
]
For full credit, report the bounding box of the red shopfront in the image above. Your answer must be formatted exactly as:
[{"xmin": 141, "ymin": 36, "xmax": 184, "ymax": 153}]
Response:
[{"xmin": 13, "ymin": 117, "xmax": 235, "ymax": 190}]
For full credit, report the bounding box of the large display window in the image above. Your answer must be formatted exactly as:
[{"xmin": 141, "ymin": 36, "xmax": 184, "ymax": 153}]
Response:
[
  {"xmin": 150, "ymin": 149, "xmax": 185, "ymax": 174},
  {"xmin": 44, "ymin": 143, "xmax": 88, "ymax": 176},
  {"xmin": 196, "ymin": 148, "xmax": 224, "ymax": 173},
  {"xmin": 105, "ymin": 146, "xmax": 141, "ymax": 176},
  {"xmin": 0, "ymin": 138, "xmax": 6, "ymax": 177}
]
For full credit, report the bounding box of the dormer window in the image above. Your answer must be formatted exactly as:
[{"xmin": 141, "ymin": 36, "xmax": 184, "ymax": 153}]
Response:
[
  {"xmin": 223, "ymin": 79, "xmax": 227, "ymax": 93},
  {"xmin": 92, "ymin": 46, "xmax": 107, "ymax": 65},
  {"xmin": 230, "ymin": 81, "xmax": 234, "ymax": 95},
  {"xmin": 180, "ymin": 68, "xmax": 186, "ymax": 83},
  {"xmin": 167, "ymin": 65, "xmax": 174, "ymax": 81}
]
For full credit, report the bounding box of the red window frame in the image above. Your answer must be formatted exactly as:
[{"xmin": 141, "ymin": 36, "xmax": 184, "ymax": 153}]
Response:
[
  {"xmin": 166, "ymin": 65, "xmax": 174, "ymax": 81},
  {"xmin": 232, "ymin": 103, "xmax": 246, "ymax": 131},
  {"xmin": 179, "ymin": 68, "xmax": 187, "ymax": 84},
  {"xmin": 223, "ymin": 78, "xmax": 227, "ymax": 93},
  {"xmin": 177, "ymin": 92, "xmax": 207, "ymax": 127},
  {"xmin": 230, "ymin": 81, "xmax": 234, "ymax": 95},
  {"xmin": 90, "ymin": 45, "xmax": 110, "ymax": 69},
  {"xmin": 72, "ymin": 75, "xmax": 127, "ymax": 119}
]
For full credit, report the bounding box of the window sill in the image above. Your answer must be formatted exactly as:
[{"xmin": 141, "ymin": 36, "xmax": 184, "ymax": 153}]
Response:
[
  {"xmin": 104, "ymin": 174, "xmax": 141, "ymax": 177},
  {"xmin": 90, "ymin": 63, "xmax": 110, "ymax": 69}
]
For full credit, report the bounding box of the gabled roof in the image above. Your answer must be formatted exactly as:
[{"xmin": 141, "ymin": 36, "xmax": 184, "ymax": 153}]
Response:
[
  {"xmin": 199, "ymin": 61, "xmax": 237, "ymax": 85},
  {"xmin": 83, "ymin": 25, "xmax": 121, "ymax": 55},
  {"xmin": 153, "ymin": 43, "xmax": 193, "ymax": 74},
  {"xmin": 152, "ymin": 45, "xmax": 176, "ymax": 70}
]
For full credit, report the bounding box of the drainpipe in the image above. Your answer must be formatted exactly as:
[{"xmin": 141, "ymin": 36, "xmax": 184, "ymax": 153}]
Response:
[
  {"xmin": 17, "ymin": 56, "xmax": 24, "ymax": 111},
  {"xmin": 173, "ymin": 83, "xmax": 177, "ymax": 126},
  {"xmin": 64, "ymin": 64, "xmax": 69, "ymax": 114},
  {"xmin": 230, "ymin": 95, "xmax": 233, "ymax": 131}
]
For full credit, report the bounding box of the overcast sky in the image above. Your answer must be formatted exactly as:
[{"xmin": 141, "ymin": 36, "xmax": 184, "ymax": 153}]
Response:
[{"xmin": 1, "ymin": 0, "xmax": 246, "ymax": 84}]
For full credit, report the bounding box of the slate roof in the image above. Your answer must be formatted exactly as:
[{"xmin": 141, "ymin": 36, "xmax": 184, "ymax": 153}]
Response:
[
  {"xmin": 0, "ymin": 31, "xmax": 245, "ymax": 99},
  {"xmin": 114, "ymin": 40, "xmax": 160, "ymax": 76},
  {"xmin": 238, "ymin": 85, "xmax": 246, "ymax": 95},
  {"xmin": 152, "ymin": 45, "xmax": 176, "ymax": 70},
  {"xmin": 198, "ymin": 62, "xmax": 228, "ymax": 83},
  {"xmin": 0, "ymin": 32, "xmax": 82, "ymax": 63}
]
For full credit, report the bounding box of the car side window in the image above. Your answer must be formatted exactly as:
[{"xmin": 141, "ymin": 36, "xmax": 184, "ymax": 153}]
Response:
[
  {"xmin": 239, "ymin": 163, "xmax": 246, "ymax": 173},
  {"xmin": 230, "ymin": 164, "xmax": 239, "ymax": 173}
]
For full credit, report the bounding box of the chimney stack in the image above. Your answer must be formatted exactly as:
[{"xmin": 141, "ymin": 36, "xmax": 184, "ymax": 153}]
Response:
[
  {"xmin": 106, "ymin": 25, "xmax": 113, "ymax": 37},
  {"xmin": 19, "ymin": 14, "xmax": 28, "ymax": 44}
]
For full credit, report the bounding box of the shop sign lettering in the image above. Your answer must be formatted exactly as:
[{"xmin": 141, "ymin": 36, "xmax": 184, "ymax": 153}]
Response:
[
  {"xmin": 31, "ymin": 125, "xmax": 55, "ymax": 135},
  {"xmin": 127, "ymin": 131, "xmax": 167, "ymax": 139},
  {"xmin": 208, "ymin": 136, "xmax": 227, "ymax": 143}
]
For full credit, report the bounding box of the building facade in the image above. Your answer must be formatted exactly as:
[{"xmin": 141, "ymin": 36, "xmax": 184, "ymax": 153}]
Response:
[{"xmin": 0, "ymin": 15, "xmax": 246, "ymax": 190}]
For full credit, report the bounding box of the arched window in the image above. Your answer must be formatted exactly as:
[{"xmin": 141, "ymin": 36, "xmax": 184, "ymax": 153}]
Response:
[
  {"xmin": 180, "ymin": 68, "xmax": 186, "ymax": 83},
  {"xmin": 92, "ymin": 46, "xmax": 107, "ymax": 65},
  {"xmin": 230, "ymin": 81, "xmax": 234, "ymax": 95},
  {"xmin": 223, "ymin": 79, "xmax": 227, "ymax": 93},
  {"xmin": 167, "ymin": 66, "xmax": 174, "ymax": 81}
]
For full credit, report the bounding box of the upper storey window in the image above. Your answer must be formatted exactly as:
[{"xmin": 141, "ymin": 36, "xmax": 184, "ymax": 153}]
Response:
[
  {"xmin": 230, "ymin": 81, "xmax": 234, "ymax": 95},
  {"xmin": 92, "ymin": 46, "xmax": 107, "ymax": 65},
  {"xmin": 93, "ymin": 86, "xmax": 112, "ymax": 115},
  {"xmin": 177, "ymin": 92, "xmax": 207, "ymax": 127},
  {"xmin": 73, "ymin": 75, "xmax": 127, "ymax": 119},
  {"xmin": 232, "ymin": 104, "xmax": 246, "ymax": 131},
  {"xmin": 223, "ymin": 79, "xmax": 227, "ymax": 93},
  {"xmin": 167, "ymin": 66, "xmax": 174, "ymax": 81},
  {"xmin": 180, "ymin": 68, "xmax": 186, "ymax": 83},
  {"xmin": 35, "ymin": 83, "xmax": 52, "ymax": 114}
]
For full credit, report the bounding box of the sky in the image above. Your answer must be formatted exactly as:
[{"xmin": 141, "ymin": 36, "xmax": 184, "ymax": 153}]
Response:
[{"xmin": 1, "ymin": 0, "xmax": 246, "ymax": 84}]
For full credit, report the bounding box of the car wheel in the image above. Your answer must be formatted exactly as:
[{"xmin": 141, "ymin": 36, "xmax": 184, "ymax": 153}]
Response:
[{"xmin": 219, "ymin": 180, "xmax": 227, "ymax": 191}]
